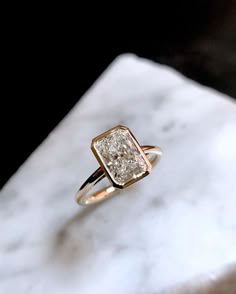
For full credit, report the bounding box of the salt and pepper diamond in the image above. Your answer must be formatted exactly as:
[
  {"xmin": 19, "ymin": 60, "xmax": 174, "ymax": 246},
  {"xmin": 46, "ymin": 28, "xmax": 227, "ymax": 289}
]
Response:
[{"xmin": 91, "ymin": 126, "xmax": 151, "ymax": 188}]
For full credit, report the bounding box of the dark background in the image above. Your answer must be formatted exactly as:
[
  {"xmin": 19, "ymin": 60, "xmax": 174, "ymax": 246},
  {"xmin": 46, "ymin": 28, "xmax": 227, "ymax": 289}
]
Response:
[{"xmin": 1, "ymin": 1, "xmax": 236, "ymax": 188}]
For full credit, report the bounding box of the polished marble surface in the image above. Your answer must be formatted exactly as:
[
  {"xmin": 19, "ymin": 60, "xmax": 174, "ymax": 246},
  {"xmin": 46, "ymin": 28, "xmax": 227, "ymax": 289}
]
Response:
[{"xmin": 1, "ymin": 55, "xmax": 236, "ymax": 293}]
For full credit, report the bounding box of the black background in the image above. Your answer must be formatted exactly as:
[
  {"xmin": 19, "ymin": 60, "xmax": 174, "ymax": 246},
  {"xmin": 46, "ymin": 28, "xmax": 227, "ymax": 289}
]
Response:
[{"xmin": 1, "ymin": 1, "xmax": 236, "ymax": 188}]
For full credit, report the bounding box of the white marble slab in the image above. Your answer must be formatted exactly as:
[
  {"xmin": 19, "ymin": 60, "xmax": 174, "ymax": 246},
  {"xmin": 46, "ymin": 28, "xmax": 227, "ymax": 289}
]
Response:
[{"xmin": 1, "ymin": 54, "xmax": 236, "ymax": 294}]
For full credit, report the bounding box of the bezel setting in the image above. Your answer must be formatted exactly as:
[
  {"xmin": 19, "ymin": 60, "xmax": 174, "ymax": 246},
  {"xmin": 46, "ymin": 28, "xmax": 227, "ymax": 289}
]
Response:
[{"xmin": 91, "ymin": 125, "xmax": 152, "ymax": 189}]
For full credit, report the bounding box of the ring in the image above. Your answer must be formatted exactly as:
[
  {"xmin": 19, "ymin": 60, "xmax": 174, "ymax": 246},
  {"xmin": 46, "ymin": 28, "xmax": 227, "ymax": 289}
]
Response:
[{"xmin": 76, "ymin": 125, "xmax": 162, "ymax": 206}]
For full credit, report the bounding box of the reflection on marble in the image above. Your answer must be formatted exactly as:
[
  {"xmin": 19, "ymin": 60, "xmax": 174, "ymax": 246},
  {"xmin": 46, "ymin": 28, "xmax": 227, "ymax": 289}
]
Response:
[{"xmin": 1, "ymin": 54, "xmax": 236, "ymax": 294}]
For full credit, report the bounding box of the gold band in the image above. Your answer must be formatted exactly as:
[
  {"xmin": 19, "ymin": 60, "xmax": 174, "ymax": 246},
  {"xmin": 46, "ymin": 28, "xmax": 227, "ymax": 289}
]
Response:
[{"xmin": 76, "ymin": 145, "xmax": 162, "ymax": 206}]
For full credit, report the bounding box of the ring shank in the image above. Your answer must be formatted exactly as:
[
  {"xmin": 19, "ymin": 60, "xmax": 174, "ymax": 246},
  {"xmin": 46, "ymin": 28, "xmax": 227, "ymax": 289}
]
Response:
[{"xmin": 76, "ymin": 145, "xmax": 162, "ymax": 205}]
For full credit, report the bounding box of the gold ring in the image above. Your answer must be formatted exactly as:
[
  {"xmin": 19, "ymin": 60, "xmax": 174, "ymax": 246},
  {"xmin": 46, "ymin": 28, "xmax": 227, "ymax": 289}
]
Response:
[{"xmin": 76, "ymin": 125, "xmax": 162, "ymax": 206}]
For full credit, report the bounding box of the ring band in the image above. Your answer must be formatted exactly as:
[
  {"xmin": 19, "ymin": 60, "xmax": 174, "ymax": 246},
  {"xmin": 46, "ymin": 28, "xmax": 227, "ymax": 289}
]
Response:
[{"xmin": 76, "ymin": 126, "xmax": 162, "ymax": 206}]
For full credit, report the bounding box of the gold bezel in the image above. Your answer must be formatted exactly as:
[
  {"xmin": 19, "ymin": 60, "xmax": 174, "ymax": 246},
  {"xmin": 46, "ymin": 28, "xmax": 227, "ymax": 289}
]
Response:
[{"xmin": 91, "ymin": 125, "xmax": 152, "ymax": 189}]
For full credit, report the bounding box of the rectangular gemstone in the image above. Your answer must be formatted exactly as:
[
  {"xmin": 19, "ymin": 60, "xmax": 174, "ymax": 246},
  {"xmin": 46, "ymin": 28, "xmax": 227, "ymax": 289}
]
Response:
[{"xmin": 91, "ymin": 126, "xmax": 150, "ymax": 187}]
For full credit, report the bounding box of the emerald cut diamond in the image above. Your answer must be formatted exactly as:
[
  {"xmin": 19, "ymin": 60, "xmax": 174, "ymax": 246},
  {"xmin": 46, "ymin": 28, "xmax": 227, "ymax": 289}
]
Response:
[{"xmin": 91, "ymin": 126, "xmax": 151, "ymax": 188}]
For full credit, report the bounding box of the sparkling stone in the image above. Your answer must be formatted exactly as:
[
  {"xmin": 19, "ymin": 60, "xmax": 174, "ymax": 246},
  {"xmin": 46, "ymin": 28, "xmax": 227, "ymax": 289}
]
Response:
[{"xmin": 93, "ymin": 127, "xmax": 148, "ymax": 186}]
